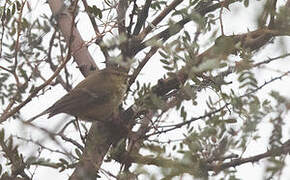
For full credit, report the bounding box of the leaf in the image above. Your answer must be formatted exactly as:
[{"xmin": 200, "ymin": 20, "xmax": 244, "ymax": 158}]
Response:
[
  {"xmin": 160, "ymin": 59, "xmax": 170, "ymax": 65},
  {"xmin": 92, "ymin": 5, "xmax": 102, "ymax": 19},
  {"xmin": 59, "ymin": 158, "xmax": 68, "ymax": 165},
  {"xmin": 12, "ymin": 3, "xmax": 16, "ymax": 15},
  {"xmin": 191, "ymin": 59, "xmax": 220, "ymax": 73},
  {"xmin": 225, "ymin": 118, "xmax": 237, "ymax": 124},
  {"xmin": 75, "ymin": 148, "xmax": 82, "ymax": 158},
  {"xmin": 26, "ymin": 156, "xmax": 38, "ymax": 166},
  {"xmin": 159, "ymin": 51, "xmax": 168, "ymax": 58},
  {"xmin": 162, "ymin": 65, "xmax": 174, "ymax": 71},
  {"xmin": 184, "ymin": 30, "xmax": 191, "ymax": 41},
  {"xmin": 244, "ymin": 0, "xmax": 249, "ymax": 7},
  {"xmin": 16, "ymin": 1, "xmax": 22, "ymax": 11},
  {"xmin": 180, "ymin": 106, "xmax": 187, "ymax": 120},
  {"xmin": 182, "ymin": 83, "xmax": 196, "ymax": 100}
]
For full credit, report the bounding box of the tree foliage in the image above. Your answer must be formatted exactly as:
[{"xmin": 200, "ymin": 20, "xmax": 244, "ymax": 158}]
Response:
[{"xmin": 0, "ymin": 0, "xmax": 290, "ymax": 179}]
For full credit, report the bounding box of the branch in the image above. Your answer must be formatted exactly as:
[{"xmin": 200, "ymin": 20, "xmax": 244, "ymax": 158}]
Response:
[
  {"xmin": 128, "ymin": 46, "xmax": 159, "ymax": 88},
  {"xmin": 207, "ymin": 139, "xmax": 290, "ymax": 172},
  {"xmin": 81, "ymin": 0, "xmax": 110, "ymax": 61},
  {"xmin": 0, "ymin": 52, "xmax": 72, "ymax": 123},
  {"xmin": 239, "ymin": 70, "xmax": 290, "ymax": 99},
  {"xmin": 144, "ymin": 70, "xmax": 290, "ymax": 137},
  {"xmin": 13, "ymin": 0, "xmax": 26, "ymax": 86},
  {"xmin": 145, "ymin": 104, "xmax": 228, "ymax": 138},
  {"xmin": 0, "ymin": 0, "xmax": 7, "ymax": 58},
  {"xmin": 132, "ymin": 0, "xmax": 152, "ymax": 35},
  {"xmin": 69, "ymin": 122, "xmax": 123, "ymax": 180},
  {"xmin": 48, "ymin": 0, "xmax": 97, "ymax": 76},
  {"xmin": 117, "ymin": 0, "xmax": 128, "ymax": 35},
  {"xmin": 133, "ymin": 0, "xmax": 239, "ymax": 55},
  {"xmin": 253, "ymin": 53, "xmax": 290, "ymax": 67},
  {"xmin": 72, "ymin": 1, "xmax": 290, "ymax": 178},
  {"xmin": 113, "ymin": 139, "xmax": 290, "ymax": 176},
  {"xmin": 47, "ymin": 30, "xmax": 72, "ymax": 92},
  {"xmin": 127, "ymin": 0, "xmax": 138, "ymax": 36},
  {"xmin": 81, "ymin": 0, "xmax": 101, "ymax": 37},
  {"xmin": 128, "ymin": 1, "xmax": 240, "ymax": 87},
  {"xmin": 137, "ymin": 0, "xmax": 183, "ymax": 40}
]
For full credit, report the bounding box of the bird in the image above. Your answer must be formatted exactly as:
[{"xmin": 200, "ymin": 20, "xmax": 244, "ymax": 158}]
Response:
[{"xmin": 27, "ymin": 68, "xmax": 128, "ymax": 123}]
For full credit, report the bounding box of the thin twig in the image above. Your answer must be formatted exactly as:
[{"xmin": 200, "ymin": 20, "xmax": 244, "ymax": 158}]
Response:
[
  {"xmin": 14, "ymin": 135, "xmax": 75, "ymax": 158},
  {"xmin": 0, "ymin": 53, "xmax": 72, "ymax": 123},
  {"xmin": 81, "ymin": 0, "xmax": 101, "ymax": 37},
  {"xmin": 144, "ymin": 70, "xmax": 290, "ymax": 137},
  {"xmin": 128, "ymin": 46, "xmax": 159, "ymax": 88},
  {"xmin": 133, "ymin": 0, "xmax": 238, "ymax": 56},
  {"xmin": 144, "ymin": 104, "xmax": 228, "ymax": 138},
  {"xmin": 13, "ymin": 0, "xmax": 27, "ymax": 87},
  {"xmin": 81, "ymin": 0, "xmax": 110, "ymax": 62},
  {"xmin": 138, "ymin": 0, "xmax": 184, "ymax": 41},
  {"xmin": 0, "ymin": 0, "xmax": 8, "ymax": 58},
  {"xmin": 240, "ymin": 70, "xmax": 290, "ymax": 98},
  {"xmin": 207, "ymin": 139, "xmax": 290, "ymax": 172},
  {"xmin": 253, "ymin": 53, "xmax": 290, "ymax": 67},
  {"xmin": 219, "ymin": 1, "xmax": 224, "ymax": 35}
]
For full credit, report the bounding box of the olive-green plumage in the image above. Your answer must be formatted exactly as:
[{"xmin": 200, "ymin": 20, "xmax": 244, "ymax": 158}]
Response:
[{"xmin": 27, "ymin": 68, "xmax": 128, "ymax": 122}]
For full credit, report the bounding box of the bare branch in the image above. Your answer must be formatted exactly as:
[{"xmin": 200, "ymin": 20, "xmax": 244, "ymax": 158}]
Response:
[
  {"xmin": 48, "ymin": 0, "xmax": 97, "ymax": 76},
  {"xmin": 47, "ymin": 30, "xmax": 72, "ymax": 92},
  {"xmin": 128, "ymin": 46, "xmax": 158, "ymax": 88},
  {"xmin": 117, "ymin": 0, "xmax": 128, "ymax": 35},
  {"xmin": 132, "ymin": 0, "xmax": 152, "ymax": 35},
  {"xmin": 253, "ymin": 53, "xmax": 290, "ymax": 67},
  {"xmin": 69, "ymin": 122, "xmax": 120, "ymax": 180}
]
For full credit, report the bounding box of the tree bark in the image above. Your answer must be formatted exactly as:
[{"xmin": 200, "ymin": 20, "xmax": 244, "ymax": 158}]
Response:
[
  {"xmin": 47, "ymin": 1, "xmax": 113, "ymax": 179},
  {"xmin": 48, "ymin": 0, "xmax": 97, "ymax": 77}
]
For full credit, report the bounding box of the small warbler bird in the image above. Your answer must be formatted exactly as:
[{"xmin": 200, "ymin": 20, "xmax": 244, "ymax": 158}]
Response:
[{"xmin": 27, "ymin": 68, "xmax": 128, "ymax": 122}]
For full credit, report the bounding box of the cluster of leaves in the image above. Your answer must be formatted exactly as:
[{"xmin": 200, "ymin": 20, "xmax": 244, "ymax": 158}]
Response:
[
  {"xmin": 1, "ymin": 0, "xmax": 290, "ymax": 179},
  {"xmin": 126, "ymin": 2, "xmax": 290, "ymax": 178},
  {"xmin": 1, "ymin": 1, "xmax": 50, "ymax": 106}
]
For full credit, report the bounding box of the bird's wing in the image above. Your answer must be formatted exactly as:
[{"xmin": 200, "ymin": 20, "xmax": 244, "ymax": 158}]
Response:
[{"xmin": 47, "ymin": 87, "xmax": 113, "ymax": 118}]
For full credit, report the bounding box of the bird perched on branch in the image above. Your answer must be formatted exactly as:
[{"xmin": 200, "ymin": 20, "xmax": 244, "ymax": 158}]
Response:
[{"xmin": 27, "ymin": 68, "xmax": 128, "ymax": 122}]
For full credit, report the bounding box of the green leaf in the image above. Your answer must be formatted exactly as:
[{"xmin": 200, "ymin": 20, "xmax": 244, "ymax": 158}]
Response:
[
  {"xmin": 59, "ymin": 158, "xmax": 68, "ymax": 165},
  {"xmin": 162, "ymin": 65, "xmax": 174, "ymax": 71},
  {"xmin": 159, "ymin": 51, "xmax": 168, "ymax": 58},
  {"xmin": 225, "ymin": 118, "xmax": 237, "ymax": 124},
  {"xmin": 180, "ymin": 106, "xmax": 187, "ymax": 120},
  {"xmin": 12, "ymin": 3, "xmax": 16, "ymax": 15},
  {"xmin": 75, "ymin": 148, "xmax": 82, "ymax": 158},
  {"xmin": 191, "ymin": 59, "xmax": 219, "ymax": 73},
  {"xmin": 244, "ymin": 0, "xmax": 249, "ymax": 7},
  {"xmin": 92, "ymin": 5, "xmax": 102, "ymax": 19},
  {"xmin": 160, "ymin": 59, "xmax": 170, "ymax": 65},
  {"xmin": 16, "ymin": 1, "xmax": 22, "ymax": 11}
]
